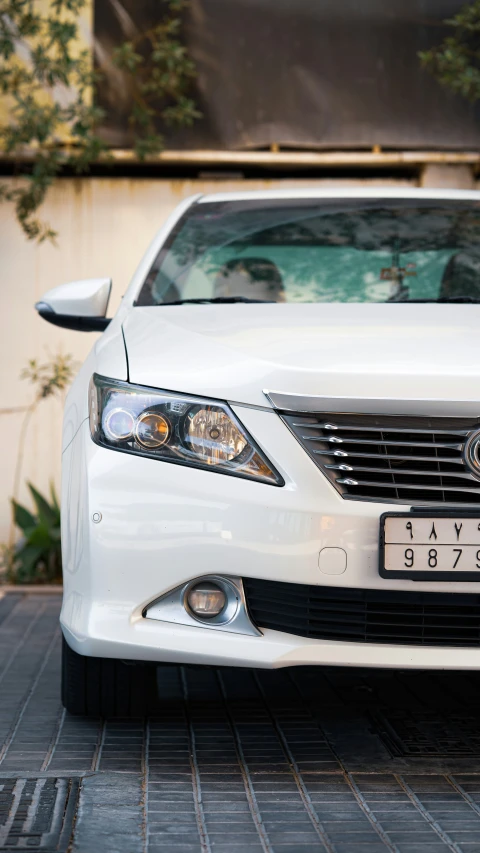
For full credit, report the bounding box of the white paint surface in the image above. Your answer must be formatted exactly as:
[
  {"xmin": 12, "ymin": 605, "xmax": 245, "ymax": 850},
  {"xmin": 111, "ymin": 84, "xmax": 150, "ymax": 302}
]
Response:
[
  {"xmin": 0, "ymin": 174, "xmax": 415, "ymax": 542},
  {"xmin": 38, "ymin": 277, "xmax": 112, "ymax": 317}
]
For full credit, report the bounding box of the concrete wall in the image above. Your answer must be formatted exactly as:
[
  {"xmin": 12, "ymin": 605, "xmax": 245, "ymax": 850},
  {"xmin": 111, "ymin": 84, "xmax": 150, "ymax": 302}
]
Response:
[{"xmin": 0, "ymin": 170, "xmax": 435, "ymax": 544}]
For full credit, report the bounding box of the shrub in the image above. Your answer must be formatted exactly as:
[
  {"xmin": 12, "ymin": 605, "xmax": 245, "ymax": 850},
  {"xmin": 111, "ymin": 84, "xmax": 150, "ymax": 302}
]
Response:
[{"xmin": 8, "ymin": 482, "xmax": 61, "ymax": 584}]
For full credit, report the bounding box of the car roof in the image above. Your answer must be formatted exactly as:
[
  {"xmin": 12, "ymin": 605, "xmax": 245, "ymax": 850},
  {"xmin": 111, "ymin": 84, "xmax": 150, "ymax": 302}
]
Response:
[{"xmin": 198, "ymin": 187, "xmax": 480, "ymax": 203}]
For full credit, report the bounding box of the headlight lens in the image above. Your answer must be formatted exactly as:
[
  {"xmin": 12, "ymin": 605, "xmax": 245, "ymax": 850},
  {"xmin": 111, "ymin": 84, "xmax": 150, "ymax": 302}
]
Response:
[
  {"xmin": 135, "ymin": 412, "xmax": 170, "ymax": 448},
  {"xmin": 89, "ymin": 374, "xmax": 283, "ymax": 485},
  {"xmin": 104, "ymin": 408, "xmax": 135, "ymax": 441},
  {"xmin": 185, "ymin": 406, "xmax": 247, "ymax": 464}
]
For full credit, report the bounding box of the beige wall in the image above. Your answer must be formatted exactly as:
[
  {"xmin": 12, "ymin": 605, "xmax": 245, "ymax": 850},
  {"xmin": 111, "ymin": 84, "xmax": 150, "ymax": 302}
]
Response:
[{"xmin": 0, "ymin": 172, "xmax": 420, "ymax": 543}]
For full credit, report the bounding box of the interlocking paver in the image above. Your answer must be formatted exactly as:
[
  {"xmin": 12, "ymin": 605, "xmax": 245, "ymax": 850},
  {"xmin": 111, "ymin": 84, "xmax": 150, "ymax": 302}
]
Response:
[{"xmin": 5, "ymin": 592, "xmax": 480, "ymax": 851}]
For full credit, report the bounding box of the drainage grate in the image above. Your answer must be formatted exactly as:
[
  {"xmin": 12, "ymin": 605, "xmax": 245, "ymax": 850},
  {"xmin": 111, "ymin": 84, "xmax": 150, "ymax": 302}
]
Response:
[
  {"xmin": 0, "ymin": 778, "xmax": 78, "ymax": 852},
  {"xmin": 374, "ymin": 710, "xmax": 480, "ymax": 757}
]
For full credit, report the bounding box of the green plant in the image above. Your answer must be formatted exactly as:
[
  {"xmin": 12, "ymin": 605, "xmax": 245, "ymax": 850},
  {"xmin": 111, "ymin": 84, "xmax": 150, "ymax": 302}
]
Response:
[
  {"xmin": 8, "ymin": 481, "xmax": 61, "ymax": 583},
  {"xmin": 6, "ymin": 352, "xmax": 76, "ymax": 558},
  {"xmin": 0, "ymin": 0, "xmax": 199, "ymax": 241},
  {"xmin": 420, "ymin": 0, "xmax": 480, "ymax": 103},
  {"xmin": 112, "ymin": 0, "xmax": 201, "ymax": 161},
  {"xmin": 0, "ymin": 0, "xmax": 106, "ymax": 242}
]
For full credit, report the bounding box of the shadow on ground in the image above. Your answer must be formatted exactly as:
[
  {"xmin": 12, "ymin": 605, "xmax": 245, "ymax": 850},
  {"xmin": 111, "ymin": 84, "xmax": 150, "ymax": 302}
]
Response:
[{"xmin": 1, "ymin": 592, "xmax": 480, "ymax": 852}]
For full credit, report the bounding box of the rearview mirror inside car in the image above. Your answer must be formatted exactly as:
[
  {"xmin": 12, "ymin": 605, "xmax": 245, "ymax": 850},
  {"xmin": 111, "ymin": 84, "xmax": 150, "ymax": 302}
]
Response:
[{"xmin": 35, "ymin": 277, "xmax": 112, "ymax": 332}]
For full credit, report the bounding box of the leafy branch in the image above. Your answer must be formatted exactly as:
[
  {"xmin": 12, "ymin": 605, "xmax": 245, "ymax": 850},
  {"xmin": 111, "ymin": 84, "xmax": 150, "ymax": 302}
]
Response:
[
  {"xmin": 111, "ymin": 0, "xmax": 201, "ymax": 160},
  {"xmin": 6, "ymin": 352, "xmax": 77, "ymax": 559},
  {"xmin": 0, "ymin": 0, "xmax": 200, "ymax": 241},
  {"xmin": 420, "ymin": 0, "xmax": 480, "ymax": 103},
  {"xmin": 0, "ymin": 0, "xmax": 106, "ymax": 241}
]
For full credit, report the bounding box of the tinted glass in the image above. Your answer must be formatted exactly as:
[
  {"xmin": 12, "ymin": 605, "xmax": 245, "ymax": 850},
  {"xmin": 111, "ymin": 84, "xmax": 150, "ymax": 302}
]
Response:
[{"xmin": 137, "ymin": 199, "xmax": 480, "ymax": 305}]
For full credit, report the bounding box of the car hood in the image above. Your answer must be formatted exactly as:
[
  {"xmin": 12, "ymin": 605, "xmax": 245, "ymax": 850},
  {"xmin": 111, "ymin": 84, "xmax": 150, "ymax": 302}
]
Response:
[{"xmin": 122, "ymin": 303, "xmax": 480, "ymax": 409}]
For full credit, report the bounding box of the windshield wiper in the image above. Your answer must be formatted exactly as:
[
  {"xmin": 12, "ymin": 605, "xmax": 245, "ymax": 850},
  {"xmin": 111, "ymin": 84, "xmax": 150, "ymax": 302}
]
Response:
[
  {"xmin": 159, "ymin": 296, "xmax": 275, "ymax": 306},
  {"xmin": 400, "ymin": 296, "xmax": 480, "ymax": 304}
]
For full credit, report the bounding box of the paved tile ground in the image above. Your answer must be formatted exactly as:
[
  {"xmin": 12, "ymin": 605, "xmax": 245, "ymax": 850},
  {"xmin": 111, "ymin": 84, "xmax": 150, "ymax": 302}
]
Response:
[{"xmin": 3, "ymin": 593, "xmax": 480, "ymax": 852}]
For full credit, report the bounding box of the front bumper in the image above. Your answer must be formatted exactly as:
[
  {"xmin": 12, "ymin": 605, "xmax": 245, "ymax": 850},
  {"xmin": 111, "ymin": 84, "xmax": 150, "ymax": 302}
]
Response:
[{"xmin": 61, "ymin": 407, "xmax": 480, "ymax": 670}]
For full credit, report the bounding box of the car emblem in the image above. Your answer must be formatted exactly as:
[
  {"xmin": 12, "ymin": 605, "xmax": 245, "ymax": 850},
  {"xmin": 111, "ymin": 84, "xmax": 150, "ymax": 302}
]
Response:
[{"xmin": 464, "ymin": 429, "xmax": 480, "ymax": 479}]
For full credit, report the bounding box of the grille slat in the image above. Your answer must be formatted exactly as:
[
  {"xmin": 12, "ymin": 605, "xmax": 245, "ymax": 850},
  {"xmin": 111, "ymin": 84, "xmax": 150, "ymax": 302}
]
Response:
[
  {"xmin": 336, "ymin": 478, "xmax": 480, "ymax": 492},
  {"xmin": 329, "ymin": 465, "xmax": 477, "ymax": 478},
  {"xmin": 313, "ymin": 451, "xmax": 466, "ymax": 463},
  {"xmin": 283, "ymin": 412, "xmax": 480, "ymax": 505},
  {"xmin": 304, "ymin": 435, "xmax": 464, "ymax": 450},
  {"xmin": 243, "ymin": 578, "xmax": 480, "ymax": 647},
  {"xmin": 293, "ymin": 422, "xmax": 471, "ymax": 436}
]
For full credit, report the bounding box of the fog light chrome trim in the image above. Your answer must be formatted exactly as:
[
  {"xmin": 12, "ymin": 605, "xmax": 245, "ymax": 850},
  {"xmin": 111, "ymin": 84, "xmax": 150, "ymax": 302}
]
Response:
[{"xmin": 143, "ymin": 575, "xmax": 262, "ymax": 636}]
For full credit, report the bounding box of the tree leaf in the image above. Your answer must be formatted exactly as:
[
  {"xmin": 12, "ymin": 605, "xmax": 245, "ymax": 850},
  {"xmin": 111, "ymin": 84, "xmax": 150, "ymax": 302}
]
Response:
[
  {"xmin": 28, "ymin": 522, "xmax": 55, "ymax": 548},
  {"xmin": 27, "ymin": 483, "xmax": 58, "ymax": 527},
  {"xmin": 14, "ymin": 544, "xmax": 44, "ymax": 582},
  {"xmin": 12, "ymin": 499, "xmax": 36, "ymax": 532},
  {"xmin": 49, "ymin": 481, "xmax": 60, "ymax": 514}
]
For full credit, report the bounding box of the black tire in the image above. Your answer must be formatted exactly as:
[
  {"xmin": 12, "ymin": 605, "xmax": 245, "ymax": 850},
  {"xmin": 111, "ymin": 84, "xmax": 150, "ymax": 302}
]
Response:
[{"xmin": 61, "ymin": 635, "xmax": 159, "ymax": 717}]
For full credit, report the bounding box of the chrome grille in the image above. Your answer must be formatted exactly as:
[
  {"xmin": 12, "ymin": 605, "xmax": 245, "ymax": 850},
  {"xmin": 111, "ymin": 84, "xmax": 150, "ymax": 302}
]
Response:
[{"xmin": 282, "ymin": 412, "xmax": 480, "ymax": 505}]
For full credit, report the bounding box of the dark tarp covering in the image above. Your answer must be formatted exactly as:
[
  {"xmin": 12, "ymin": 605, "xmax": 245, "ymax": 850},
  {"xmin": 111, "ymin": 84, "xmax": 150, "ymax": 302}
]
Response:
[{"xmin": 94, "ymin": 0, "xmax": 480, "ymax": 151}]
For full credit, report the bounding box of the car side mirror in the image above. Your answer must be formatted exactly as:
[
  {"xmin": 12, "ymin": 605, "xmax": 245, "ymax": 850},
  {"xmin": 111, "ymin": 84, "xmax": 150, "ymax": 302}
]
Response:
[{"xmin": 35, "ymin": 277, "xmax": 112, "ymax": 332}]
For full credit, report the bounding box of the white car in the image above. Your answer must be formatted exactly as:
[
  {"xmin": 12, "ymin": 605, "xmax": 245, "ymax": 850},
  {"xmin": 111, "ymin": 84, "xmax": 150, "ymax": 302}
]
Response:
[{"xmin": 36, "ymin": 187, "xmax": 480, "ymax": 716}]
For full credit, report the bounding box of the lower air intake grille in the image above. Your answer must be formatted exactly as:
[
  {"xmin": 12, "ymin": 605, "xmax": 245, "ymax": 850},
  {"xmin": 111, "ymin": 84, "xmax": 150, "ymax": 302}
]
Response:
[
  {"xmin": 243, "ymin": 577, "xmax": 480, "ymax": 647},
  {"xmin": 282, "ymin": 412, "xmax": 480, "ymax": 505}
]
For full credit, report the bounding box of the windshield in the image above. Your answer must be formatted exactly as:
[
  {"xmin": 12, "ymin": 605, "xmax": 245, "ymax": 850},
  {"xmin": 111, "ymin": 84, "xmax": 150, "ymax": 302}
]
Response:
[{"xmin": 136, "ymin": 198, "xmax": 480, "ymax": 305}]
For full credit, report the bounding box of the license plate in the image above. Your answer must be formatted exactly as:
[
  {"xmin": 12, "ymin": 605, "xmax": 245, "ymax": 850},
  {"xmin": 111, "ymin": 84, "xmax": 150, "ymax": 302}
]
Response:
[{"xmin": 379, "ymin": 512, "xmax": 480, "ymax": 580}]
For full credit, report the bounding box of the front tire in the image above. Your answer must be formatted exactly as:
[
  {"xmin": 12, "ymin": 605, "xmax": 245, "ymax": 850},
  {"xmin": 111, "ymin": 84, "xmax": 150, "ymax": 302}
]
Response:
[{"xmin": 61, "ymin": 636, "xmax": 159, "ymax": 717}]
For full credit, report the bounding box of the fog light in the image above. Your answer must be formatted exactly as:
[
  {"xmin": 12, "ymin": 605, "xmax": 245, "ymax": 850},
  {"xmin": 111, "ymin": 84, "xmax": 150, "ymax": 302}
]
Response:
[{"xmin": 187, "ymin": 581, "xmax": 226, "ymax": 618}]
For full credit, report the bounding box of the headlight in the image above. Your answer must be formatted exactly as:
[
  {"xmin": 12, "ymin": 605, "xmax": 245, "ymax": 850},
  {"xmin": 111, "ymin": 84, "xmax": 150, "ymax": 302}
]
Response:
[{"xmin": 89, "ymin": 374, "xmax": 283, "ymax": 486}]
